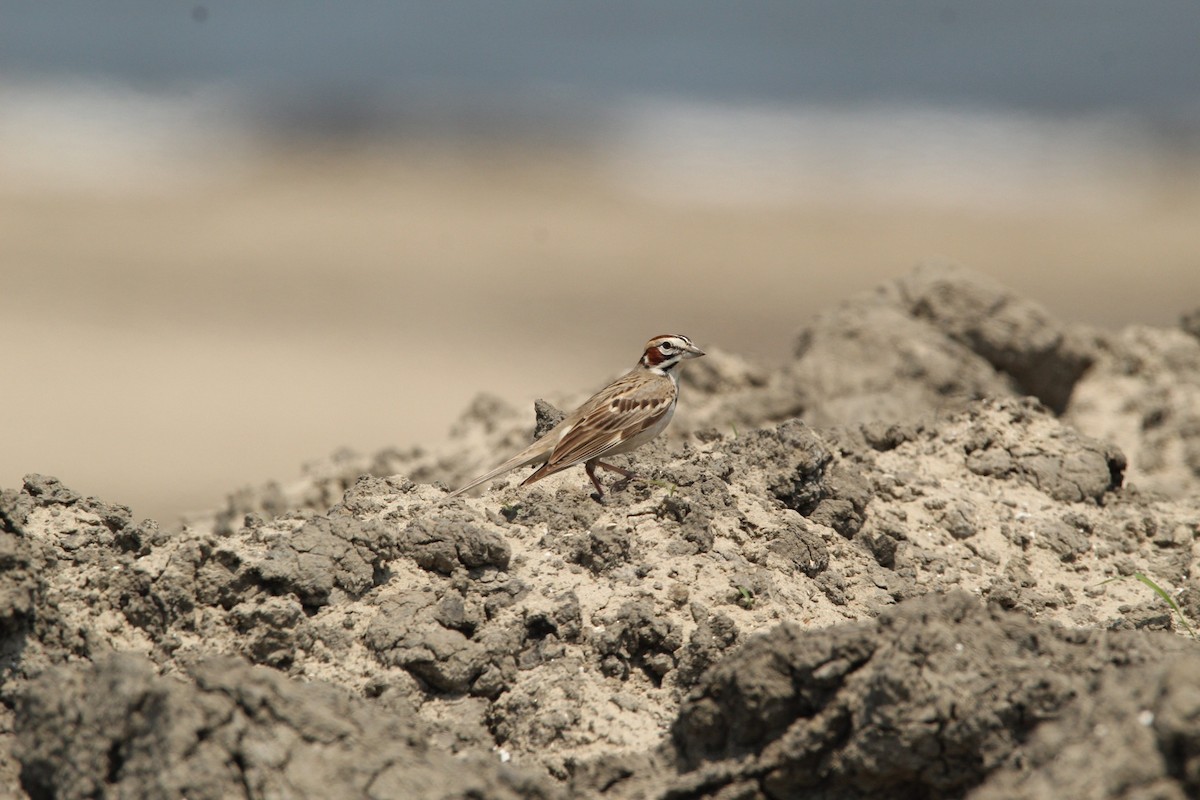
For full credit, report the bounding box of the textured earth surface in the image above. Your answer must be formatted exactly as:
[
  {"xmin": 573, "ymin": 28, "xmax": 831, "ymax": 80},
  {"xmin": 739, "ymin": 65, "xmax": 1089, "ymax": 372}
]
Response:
[{"xmin": 3, "ymin": 265, "xmax": 1199, "ymax": 799}]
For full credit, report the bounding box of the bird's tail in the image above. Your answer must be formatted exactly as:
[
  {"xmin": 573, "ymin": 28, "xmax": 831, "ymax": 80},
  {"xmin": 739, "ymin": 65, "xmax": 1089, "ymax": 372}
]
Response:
[
  {"xmin": 519, "ymin": 459, "xmax": 572, "ymax": 487},
  {"xmin": 447, "ymin": 438, "xmax": 554, "ymax": 497}
]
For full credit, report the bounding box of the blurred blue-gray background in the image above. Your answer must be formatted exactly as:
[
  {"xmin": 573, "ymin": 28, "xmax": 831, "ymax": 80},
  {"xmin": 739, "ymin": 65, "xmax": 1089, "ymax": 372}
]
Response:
[
  {"xmin": 6, "ymin": 2, "xmax": 1200, "ymax": 114},
  {"xmin": 3, "ymin": 2, "xmax": 1199, "ymax": 522}
]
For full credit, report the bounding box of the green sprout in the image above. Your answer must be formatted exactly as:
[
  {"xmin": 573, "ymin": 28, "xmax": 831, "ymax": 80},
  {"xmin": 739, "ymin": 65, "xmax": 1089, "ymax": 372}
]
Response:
[
  {"xmin": 1097, "ymin": 572, "xmax": 1197, "ymax": 639},
  {"xmin": 646, "ymin": 477, "xmax": 678, "ymax": 496}
]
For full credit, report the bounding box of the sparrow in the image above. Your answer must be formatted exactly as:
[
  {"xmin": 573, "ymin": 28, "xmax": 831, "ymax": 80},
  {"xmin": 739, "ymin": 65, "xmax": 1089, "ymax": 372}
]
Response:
[{"xmin": 449, "ymin": 334, "xmax": 705, "ymax": 499}]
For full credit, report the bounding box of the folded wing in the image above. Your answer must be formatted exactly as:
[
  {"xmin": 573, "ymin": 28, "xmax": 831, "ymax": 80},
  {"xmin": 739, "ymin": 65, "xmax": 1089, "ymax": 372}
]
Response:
[{"xmin": 522, "ymin": 377, "xmax": 673, "ymax": 485}]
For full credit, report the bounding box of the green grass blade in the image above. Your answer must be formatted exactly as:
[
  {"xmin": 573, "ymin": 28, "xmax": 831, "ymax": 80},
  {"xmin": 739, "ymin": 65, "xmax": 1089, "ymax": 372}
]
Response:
[{"xmin": 1133, "ymin": 572, "xmax": 1197, "ymax": 639}]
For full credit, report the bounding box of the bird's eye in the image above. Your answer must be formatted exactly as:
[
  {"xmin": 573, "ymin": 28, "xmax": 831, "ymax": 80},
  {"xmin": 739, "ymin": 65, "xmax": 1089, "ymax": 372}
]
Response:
[{"xmin": 660, "ymin": 341, "xmax": 674, "ymax": 351}]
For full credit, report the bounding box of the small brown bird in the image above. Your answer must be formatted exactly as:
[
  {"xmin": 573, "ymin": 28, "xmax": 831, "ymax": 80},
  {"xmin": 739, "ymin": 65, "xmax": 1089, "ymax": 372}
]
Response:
[{"xmin": 449, "ymin": 334, "xmax": 705, "ymax": 498}]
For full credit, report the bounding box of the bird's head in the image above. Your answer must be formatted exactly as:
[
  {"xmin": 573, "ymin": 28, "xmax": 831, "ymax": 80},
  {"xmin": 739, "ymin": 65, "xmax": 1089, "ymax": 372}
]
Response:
[{"xmin": 639, "ymin": 334, "xmax": 705, "ymax": 373}]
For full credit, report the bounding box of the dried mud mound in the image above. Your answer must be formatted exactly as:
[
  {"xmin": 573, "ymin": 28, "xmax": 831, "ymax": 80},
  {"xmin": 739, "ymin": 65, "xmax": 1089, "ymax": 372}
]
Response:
[
  {"xmin": 3, "ymin": 266, "xmax": 1200, "ymax": 799},
  {"xmin": 668, "ymin": 592, "xmax": 1200, "ymax": 800},
  {"xmin": 15, "ymin": 655, "xmax": 552, "ymax": 800}
]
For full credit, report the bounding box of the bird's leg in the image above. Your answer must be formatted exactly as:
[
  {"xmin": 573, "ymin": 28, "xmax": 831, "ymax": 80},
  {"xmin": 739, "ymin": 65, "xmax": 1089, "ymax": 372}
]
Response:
[
  {"xmin": 594, "ymin": 461, "xmax": 636, "ymax": 479},
  {"xmin": 596, "ymin": 460, "xmax": 639, "ymax": 493},
  {"xmin": 585, "ymin": 460, "xmax": 606, "ymax": 500}
]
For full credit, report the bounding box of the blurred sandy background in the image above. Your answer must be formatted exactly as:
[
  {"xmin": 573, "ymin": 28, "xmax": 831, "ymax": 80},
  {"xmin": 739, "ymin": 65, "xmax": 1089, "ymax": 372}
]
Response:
[{"xmin": 3, "ymin": 3, "xmax": 1199, "ymax": 525}]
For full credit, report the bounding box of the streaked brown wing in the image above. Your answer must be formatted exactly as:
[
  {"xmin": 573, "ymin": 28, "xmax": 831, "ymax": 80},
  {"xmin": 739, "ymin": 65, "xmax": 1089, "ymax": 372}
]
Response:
[{"xmin": 541, "ymin": 375, "xmax": 673, "ymax": 471}]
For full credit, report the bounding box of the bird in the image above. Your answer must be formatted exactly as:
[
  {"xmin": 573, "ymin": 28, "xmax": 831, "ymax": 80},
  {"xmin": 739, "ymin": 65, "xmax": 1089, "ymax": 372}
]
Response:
[{"xmin": 448, "ymin": 334, "xmax": 705, "ymax": 499}]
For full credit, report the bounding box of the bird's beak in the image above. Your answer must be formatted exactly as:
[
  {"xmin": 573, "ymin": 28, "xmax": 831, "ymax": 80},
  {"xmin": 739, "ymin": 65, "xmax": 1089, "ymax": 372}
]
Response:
[{"xmin": 683, "ymin": 343, "xmax": 705, "ymax": 358}]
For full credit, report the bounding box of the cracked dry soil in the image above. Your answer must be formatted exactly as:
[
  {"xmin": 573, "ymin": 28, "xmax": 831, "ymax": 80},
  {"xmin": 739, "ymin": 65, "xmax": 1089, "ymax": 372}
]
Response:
[{"xmin": 3, "ymin": 265, "xmax": 1200, "ymax": 800}]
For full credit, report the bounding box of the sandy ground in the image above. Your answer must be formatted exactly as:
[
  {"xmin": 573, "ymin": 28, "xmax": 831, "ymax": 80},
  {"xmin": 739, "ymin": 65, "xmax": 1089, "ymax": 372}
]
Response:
[{"xmin": 3, "ymin": 140, "xmax": 1199, "ymax": 524}]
